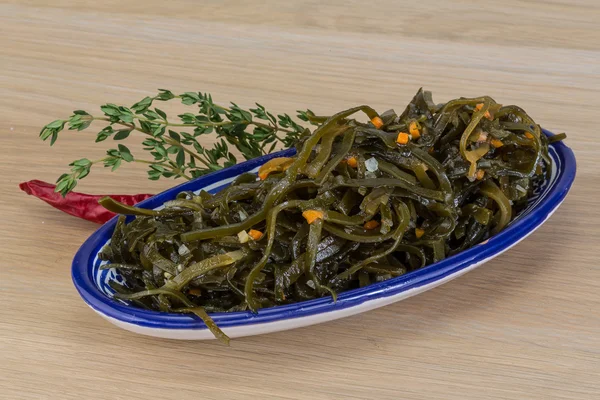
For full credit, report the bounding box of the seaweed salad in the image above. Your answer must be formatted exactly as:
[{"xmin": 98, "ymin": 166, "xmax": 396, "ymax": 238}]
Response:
[{"xmin": 97, "ymin": 89, "xmax": 564, "ymax": 343}]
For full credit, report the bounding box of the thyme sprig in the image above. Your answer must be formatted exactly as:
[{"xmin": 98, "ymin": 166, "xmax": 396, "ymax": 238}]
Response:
[{"xmin": 40, "ymin": 90, "xmax": 314, "ymax": 196}]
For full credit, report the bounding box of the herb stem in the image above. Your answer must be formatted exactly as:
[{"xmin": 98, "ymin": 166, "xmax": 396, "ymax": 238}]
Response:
[
  {"xmin": 133, "ymin": 159, "xmax": 166, "ymax": 165},
  {"xmin": 90, "ymin": 157, "xmax": 108, "ymax": 165}
]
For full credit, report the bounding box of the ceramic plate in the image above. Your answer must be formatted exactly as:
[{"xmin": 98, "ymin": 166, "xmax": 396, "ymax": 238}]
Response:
[{"xmin": 72, "ymin": 129, "xmax": 576, "ymax": 340}]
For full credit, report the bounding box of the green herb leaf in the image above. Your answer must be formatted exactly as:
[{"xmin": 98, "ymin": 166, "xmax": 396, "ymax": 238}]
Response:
[
  {"xmin": 101, "ymin": 104, "xmax": 120, "ymax": 117},
  {"xmin": 50, "ymin": 131, "xmax": 59, "ymax": 146},
  {"xmin": 111, "ymin": 158, "xmax": 122, "ymax": 171},
  {"xmin": 156, "ymin": 89, "xmax": 175, "ymax": 101},
  {"xmin": 71, "ymin": 158, "xmax": 91, "ymax": 167},
  {"xmin": 168, "ymin": 130, "xmax": 181, "ymax": 142},
  {"xmin": 155, "ymin": 144, "xmax": 168, "ymax": 158},
  {"xmin": 155, "ymin": 108, "xmax": 167, "ymax": 121},
  {"xmin": 152, "ymin": 125, "xmax": 166, "ymax": 137},
  {"xmin": 131, "ymin": 97, "xmax": 153, "ymax": 114},
  {"xmin": 176, "ymin": 147, "xmax": 185, "ymax": 167},
  {"xmin": 113, "ymin": 129, "xmax": 132, "ymax": 140},
  {"xmin": 118, "ymin": 144, "xmax": 134, "ymax": 162},
  {"xmin": 139, "ymin": 120, "xmax": 153, "ymax": 134},
  {"xmin": 167, "ymin": 145, "xmax": 180, "ymax": 154},
  {"xmin": 181, "ymin": 92, "xmax": 201, "ymax": 105},
  {"xmin": 46, "ymin": 120, "xmax": 66, "ymax": 129},
  {"xmin": 143, "ymin": 110, "xmax": 161, "ymax": 121}
]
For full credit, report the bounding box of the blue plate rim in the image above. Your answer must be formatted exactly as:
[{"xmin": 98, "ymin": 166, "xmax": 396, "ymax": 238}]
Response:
[{"xmin": 71, "ymin": 129, "xmax": 576, "ymax": 330}]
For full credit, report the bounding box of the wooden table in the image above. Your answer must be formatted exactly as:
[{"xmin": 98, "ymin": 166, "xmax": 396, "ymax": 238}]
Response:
[{"xmin": 1, "ymin": 1, "xmax": 599, "ymax": 399}]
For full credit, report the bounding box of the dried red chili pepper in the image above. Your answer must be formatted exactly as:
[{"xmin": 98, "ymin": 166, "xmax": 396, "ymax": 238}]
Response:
[{"xmin": 19, "ymin": 180, "xmax": 153, "ymax": 224}]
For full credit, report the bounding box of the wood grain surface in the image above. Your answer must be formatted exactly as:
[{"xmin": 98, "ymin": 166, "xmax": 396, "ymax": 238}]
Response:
[{"xmin": 1, "ymin": 1, "xmax": 599, "ymax": 399}]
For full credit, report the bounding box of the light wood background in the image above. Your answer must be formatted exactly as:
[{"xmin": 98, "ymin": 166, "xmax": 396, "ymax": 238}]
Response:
[{"xmin": 1, "ymin": 1, "xmax": 599, "ymax": 399}]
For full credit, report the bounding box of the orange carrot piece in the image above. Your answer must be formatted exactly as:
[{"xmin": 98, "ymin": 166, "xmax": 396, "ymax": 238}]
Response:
[
  {"xmin": 363, "ymin": 220, "xmax": 380, "ymax": 230},
  {"xmin": 475, "ymin": 103, "xmax": 492, "ymax": 120},
  {"xmin": 302, "ymin": 210, "xmax": 324, "ymax": 224},
  {"xmin": 248, "ymin": 229, "xmax": 264, "ymax": 240},
  {"xmin": 371, "ymin": 116, "xmax": 384, "ymax": 129},
  {"xmin": 396, "ymin": 132, "xmax": 410, "ymax": 145},
  {"xmin": 490, "ymin": 139, "xmax": 504, "ymax": 148},
  {"xmin": 409, "ymin": 121, "xmax": 421, "ymax": 139}
]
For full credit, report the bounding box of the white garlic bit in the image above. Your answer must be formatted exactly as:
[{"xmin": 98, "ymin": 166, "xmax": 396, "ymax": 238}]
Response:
[
  {"xmin": 237, "ymin": 230, "xmax": 250, "ymax": 244},
  {"xmin": 178, "ymin": 244, "xmax": 190, "ymax": 256},
  {"xmin": 365, "ymin": 157, "xmax": 379, "ymax": 172}
]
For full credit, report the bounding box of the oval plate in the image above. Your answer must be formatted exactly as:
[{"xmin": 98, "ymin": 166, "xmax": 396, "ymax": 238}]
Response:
[{"xmin": 72, "ymin": 129, "xmax": 576, "ymax": 340}]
